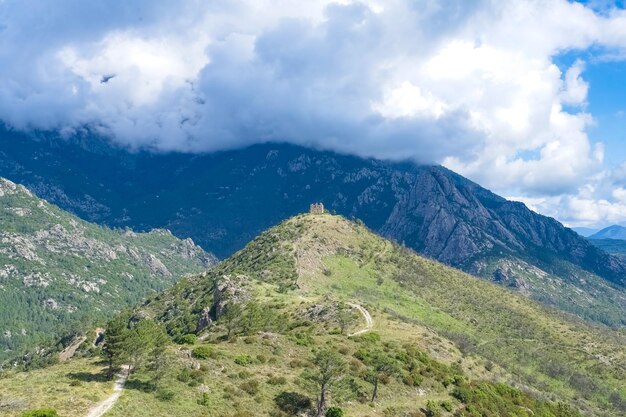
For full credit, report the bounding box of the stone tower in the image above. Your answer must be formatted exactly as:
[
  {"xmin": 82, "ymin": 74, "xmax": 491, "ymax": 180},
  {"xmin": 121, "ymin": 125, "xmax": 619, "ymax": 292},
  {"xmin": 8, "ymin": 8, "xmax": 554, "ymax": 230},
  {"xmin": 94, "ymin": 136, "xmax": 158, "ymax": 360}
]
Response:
[{"xmin": 310, "ymin": 203, "xmax": 325, "ymax": 214}]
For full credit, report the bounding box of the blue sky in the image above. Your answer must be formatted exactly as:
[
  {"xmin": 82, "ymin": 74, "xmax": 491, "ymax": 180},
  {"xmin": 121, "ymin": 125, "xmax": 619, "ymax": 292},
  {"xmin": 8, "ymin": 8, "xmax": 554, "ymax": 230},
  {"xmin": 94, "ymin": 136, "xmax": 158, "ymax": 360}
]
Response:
[
  {"xmin": 585, "ymin": 61, "xmax": 626, "ymax": 168},
  {"xmin": 2, "ymin": 0, "xmax": 626, "ymax": 227}
]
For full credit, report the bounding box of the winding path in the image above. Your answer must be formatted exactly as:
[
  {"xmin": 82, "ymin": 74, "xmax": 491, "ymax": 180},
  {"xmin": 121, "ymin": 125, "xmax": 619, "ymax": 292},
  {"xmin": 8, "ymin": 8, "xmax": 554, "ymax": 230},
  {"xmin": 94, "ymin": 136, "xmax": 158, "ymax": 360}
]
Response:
[
  {"xmin": 347, "ymin": 303, "xmax": 373, "ymax": 336},
  {"xmin": 85, "ymin": 365, "xmax": 129, "ymax": 417}
]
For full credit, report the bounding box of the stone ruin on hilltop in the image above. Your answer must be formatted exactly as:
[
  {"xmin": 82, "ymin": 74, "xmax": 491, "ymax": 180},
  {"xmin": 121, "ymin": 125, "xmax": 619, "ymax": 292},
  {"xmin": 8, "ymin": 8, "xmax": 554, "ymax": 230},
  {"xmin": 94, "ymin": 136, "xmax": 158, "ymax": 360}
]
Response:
[{"xmin": 309, "ymin": 202, "xmax": 325, "ymax": 214}]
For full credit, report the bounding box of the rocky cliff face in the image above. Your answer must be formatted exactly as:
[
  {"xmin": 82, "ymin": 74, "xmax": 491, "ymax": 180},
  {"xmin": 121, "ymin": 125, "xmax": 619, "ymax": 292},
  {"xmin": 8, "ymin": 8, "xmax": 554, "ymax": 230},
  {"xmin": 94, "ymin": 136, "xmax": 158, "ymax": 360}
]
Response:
[
  {"xmin": 379, "ymin": 166, "xmax": 626, "ymax": 286},
  {"xmin": 1, "ymin": 131, "xmax": 624, "ymax": 325},
  {"xmin": 0, "ymin": 177, "xmax": 216, "ymax": 359}
]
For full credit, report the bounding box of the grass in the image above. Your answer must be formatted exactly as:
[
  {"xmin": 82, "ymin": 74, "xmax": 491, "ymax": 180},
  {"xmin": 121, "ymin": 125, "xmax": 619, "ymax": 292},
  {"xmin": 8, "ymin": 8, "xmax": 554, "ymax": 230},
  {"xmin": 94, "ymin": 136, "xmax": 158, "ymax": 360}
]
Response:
[{"xmin": 0, "ymin": 358, "xmax": 111, "ymax": 417}]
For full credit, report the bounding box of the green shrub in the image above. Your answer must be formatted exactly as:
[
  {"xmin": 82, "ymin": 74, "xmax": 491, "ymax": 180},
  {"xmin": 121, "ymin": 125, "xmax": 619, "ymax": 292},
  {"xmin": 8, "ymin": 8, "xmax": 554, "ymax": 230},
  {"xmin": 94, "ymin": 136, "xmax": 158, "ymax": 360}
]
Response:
[
  {"xmin": 192, "ymin": 345, "xmax": 213, "ymax": 359},
  {"xmin": 178, "ymin": 367, "xmax": 205, "ymax": 386},
  {"xmin": 274, "ymin": 391, "xmax": 312, "ymax": 415},
  {"xmin": 197, "ymin": 392, "xmax": 211, "ymax": 407},
  {"xmin": 268, "ymin": 375, "xmax": 287, "ymax": 385},
  {"xmin": 357, "ymin": 332, "xmax": 380, "ymax": 344},
  {"xmin": 176, "ymin": 334, "xmax": 197, "ymax": 344},
  {"xmin": 326, "ymin": 407, "xmax": 344, "ymax": 417},
  {"xmin": 156, "ymin": 389, "xmax": 176, "ymax": 401},
  {"xmin": 440, "ymin": 400, "xmax": 453, "ymax": 412},
  {"xmin": 240, "ymin": 379, "xmax": 260, "ymax": 395},
  {"xmin": 425, "ymin": 400, "xmax": 440, "ymax": 417},
  {"xmin": 234, "ymin": 354, "xmax": 254, "ymax": 366},
  {"xmin": 21, "ymin": 410, "xmax": 59, "ymax": 417}
]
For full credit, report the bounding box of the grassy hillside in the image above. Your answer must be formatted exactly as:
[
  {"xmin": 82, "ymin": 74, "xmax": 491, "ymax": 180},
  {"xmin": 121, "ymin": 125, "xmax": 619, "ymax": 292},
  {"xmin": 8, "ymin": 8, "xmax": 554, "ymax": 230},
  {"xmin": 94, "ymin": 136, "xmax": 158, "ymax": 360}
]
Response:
[
  {"xmin": 1, "ymin": 214, "xmax": 624, "ymax": 416},
  {"xmin": 0, "ymin": 178, "xmax": 216, "ymax": 362},
  {"xmin": 472, "ymin": 254, "xmax": 626, "ymax": 327}
]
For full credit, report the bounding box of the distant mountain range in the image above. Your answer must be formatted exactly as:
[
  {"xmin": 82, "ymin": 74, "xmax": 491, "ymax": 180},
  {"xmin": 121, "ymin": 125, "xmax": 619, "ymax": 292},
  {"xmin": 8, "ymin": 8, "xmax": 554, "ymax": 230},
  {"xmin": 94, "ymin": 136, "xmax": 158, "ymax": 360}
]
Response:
[
  {"xmin": 0, "ymin": 128, "xmax": 625, "ymax": 326},
  {"xmin": 571, "ymin": 227, "xmax": 599, "ymax": 237},
  {"xmin": 589, "ymin": 225, "xmax": 626, "ymax": 240}
]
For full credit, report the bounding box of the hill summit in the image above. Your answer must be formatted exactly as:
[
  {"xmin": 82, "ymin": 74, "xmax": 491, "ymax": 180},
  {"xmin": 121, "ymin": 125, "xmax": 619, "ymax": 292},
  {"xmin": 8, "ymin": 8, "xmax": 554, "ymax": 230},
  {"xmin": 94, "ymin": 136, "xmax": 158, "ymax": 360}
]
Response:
[{"xmin": 126, "ymin": 213, "xmax": 625, "ymax": 416}]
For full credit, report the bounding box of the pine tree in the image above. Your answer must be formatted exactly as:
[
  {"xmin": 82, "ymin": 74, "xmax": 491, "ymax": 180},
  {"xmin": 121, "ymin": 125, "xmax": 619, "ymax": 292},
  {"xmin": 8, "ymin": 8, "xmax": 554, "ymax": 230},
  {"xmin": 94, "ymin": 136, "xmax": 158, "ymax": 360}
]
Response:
[
  {"xmin": 363, "ymin": 349, "xmax": 398, "ymax": 402},
  {"xmin": 101, "ymin": 313, "xmax": 130, "ymax": 379},
  {"xmin": 311, "ymin": 349, "xmax": 346, "ymax": 417},
  {"xmin": 220, "ymin": 303, "xmax": 242, "ymax": 338}
]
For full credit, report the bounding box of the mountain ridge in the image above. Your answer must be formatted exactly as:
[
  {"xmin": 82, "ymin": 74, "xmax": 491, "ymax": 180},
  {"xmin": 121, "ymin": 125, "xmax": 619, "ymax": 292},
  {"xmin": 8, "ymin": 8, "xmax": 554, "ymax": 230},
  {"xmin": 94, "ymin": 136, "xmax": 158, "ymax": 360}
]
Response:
[{"xmin": 1, "ymin": 130, "xmax": 625, "ymax": 326}]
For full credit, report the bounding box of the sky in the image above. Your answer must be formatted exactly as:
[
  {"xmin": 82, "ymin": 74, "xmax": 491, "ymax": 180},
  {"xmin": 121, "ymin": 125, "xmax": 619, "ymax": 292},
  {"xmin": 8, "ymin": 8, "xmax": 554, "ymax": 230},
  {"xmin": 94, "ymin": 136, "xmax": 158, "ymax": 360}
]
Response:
[{"xmin": 1, "ymin": 0, "xmax": 626, "ymax": 228}]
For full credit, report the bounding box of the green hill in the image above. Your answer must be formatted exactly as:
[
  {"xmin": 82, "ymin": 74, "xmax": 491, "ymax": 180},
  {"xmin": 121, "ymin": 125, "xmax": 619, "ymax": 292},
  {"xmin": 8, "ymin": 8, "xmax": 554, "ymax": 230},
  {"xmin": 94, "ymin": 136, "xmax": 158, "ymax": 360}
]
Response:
[
  {"xmin": 0, "ymin": 178, "xmax": 216, "ymax": 362},
  {"xmin": 1, "ymin": 214, "xmax": 624, "ymax": 416}
]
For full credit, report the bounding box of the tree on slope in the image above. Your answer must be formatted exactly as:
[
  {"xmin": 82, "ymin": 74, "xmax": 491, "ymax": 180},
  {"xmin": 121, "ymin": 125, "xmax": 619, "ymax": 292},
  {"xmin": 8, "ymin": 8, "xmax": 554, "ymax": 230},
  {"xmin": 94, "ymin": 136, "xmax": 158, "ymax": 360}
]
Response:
[
  {"xmin": 311, "ymin": 349, "xmax": 346, "ymax": 417},
  {"xmin": 101, "ymin": 313, "xmax": 131, "ymax": 379},
  {"xmin": 363, "ymin": 349, "xmax": 398, "ymax": 402}
]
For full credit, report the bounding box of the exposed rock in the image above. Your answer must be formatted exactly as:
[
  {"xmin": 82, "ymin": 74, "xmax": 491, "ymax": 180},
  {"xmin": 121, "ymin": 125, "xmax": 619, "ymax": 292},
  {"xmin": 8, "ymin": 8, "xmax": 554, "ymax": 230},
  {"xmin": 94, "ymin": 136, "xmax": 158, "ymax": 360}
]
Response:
[
  {"xmin": 23, "ymin": 272, "xmax": 51, "ymax": 288},
  {"xmin": 196, "ymin": 307, "xmax": 212, "ymax": 332},
  {"xmin": 212, "ymin": 274, "xmax": 249, "ymax": 320},
  {"xmin": 143, "ymin": 253, "xmax": 171, "ymax": 276},
  {"xmin": 0, "ymin": 265, "xmax": 17, "ymax": 279},
  {"xmin": 5, "ymin": 207, "xmax": 30, "ymax": 217},
  {"xmin": 493, "ymin": 267, "xmax": 530, "ymax": 294},
  {"xmin": 44, "ymin": 298, "xmax": 58, "ymax": 309}
]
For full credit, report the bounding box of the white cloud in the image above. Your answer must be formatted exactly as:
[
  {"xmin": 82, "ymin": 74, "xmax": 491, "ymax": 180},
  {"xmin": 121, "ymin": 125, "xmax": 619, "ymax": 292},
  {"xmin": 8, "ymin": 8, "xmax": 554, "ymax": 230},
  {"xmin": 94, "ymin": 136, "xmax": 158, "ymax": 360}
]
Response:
[{"xmin": 2, "ymin": 0, "xmax": 626, "ymax": 225}]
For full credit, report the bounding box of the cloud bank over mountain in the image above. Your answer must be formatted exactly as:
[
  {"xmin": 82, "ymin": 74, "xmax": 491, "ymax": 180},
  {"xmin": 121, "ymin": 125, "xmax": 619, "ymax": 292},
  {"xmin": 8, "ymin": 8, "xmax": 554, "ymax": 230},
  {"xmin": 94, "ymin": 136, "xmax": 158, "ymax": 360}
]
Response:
[{"xmin": 2, "ymin": 0, "xmax": 626, "ymax": 226}]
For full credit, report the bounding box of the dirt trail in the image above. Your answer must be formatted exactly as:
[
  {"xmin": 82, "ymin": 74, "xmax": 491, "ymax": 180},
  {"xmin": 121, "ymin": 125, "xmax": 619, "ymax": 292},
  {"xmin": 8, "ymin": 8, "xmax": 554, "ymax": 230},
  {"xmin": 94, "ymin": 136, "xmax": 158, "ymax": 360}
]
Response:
[
  {"xmin": 85, "ymin": 365, "xmax": 129, "ymax": 417},
  {"xmin": 348, "ymin": 303, "xmax": 373, "ymax": 336}
]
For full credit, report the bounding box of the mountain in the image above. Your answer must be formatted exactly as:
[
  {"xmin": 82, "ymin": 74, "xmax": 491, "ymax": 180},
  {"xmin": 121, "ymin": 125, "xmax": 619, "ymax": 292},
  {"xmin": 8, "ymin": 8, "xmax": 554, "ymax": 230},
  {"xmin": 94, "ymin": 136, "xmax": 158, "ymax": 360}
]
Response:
[
  {"xmin": 572, "ymin": 227, "xmax": 598, "ymax": 237},
  {"xmin": 1, "ymin": 130, "xmax": 625, "ymax": 326},
  {"xmin": 1, "ymin": 214, "xmax": 623, "ymax": 416},
  {"xmin": 0, "ymin": 177, "xmax": 216, "ymax": 361},
  {"xmin": 589, "ymin": 225, "xmax": 626, "ymax": 240}
]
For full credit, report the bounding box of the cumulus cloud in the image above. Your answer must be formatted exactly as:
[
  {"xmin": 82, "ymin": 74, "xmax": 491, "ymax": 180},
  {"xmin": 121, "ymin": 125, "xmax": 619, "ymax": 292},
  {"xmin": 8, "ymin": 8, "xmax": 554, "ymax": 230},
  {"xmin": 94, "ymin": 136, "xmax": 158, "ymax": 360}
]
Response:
[{"xmin": 2, "ymin": 0, "xmax": 626, "ymax": 225}]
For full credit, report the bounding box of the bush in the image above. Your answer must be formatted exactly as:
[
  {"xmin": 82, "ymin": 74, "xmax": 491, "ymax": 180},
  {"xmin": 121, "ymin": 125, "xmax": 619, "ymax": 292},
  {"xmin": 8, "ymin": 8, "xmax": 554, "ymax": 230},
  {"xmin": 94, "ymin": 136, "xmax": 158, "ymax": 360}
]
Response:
[
  {"xmin": 274, "ymin": 391, "xmax": 312, "ymax": 415},
  {"xmin": 21, "ymin": 410, "xmax": 59, "ymax": 417},
  {"xmin": 156, "ymin": 389, "xmax": 176, "ymax": 401},
  {"xmin": 192, "ymin": 346, "xmax": 214, "ymax": 359},
  {"xmin": 326, "ymin": 407, "xmax": 345, "ymax": 417},
  {"xmin": 425, "ymin": 400, "xmax": 440, "ymax": 417},
  {"xmin": 178, "ymin": 367, "xmax": 205, "ymax": 385},
  {"xmin": 440, "ymin": 401, "xmax": 453, "ymax": 412},
  {"xmin": 197, "ymin": 392, "xmax": 211, "ymax": 407},
  {"xmin": 240, "ymin": 379, "xmax": 260, "ymax": 395},
  {"xmin": 268, "ymin": 375, "xmax": 287, "ymax": 385},
  {"xmin": 357, "ymin": 332, "xmax": 381, "ymax": 344},
  {"xmin": 176, "ymin": 334, "xmax": 197, "ymax": 344},
  {"xmin": 234, "ymin": 355, "xmax": 254, "ymax": 366}
]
